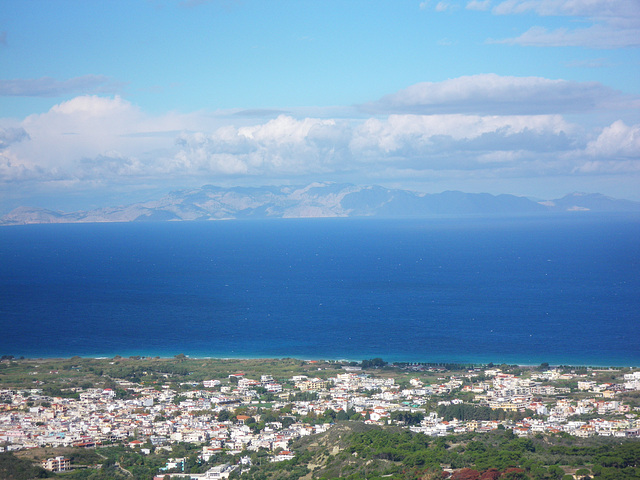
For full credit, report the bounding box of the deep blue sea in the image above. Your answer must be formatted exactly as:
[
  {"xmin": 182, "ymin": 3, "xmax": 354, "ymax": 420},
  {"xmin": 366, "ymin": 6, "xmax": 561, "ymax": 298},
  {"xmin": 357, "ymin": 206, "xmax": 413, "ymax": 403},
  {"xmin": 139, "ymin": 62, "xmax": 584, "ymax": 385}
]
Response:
[{"xmin": 1, "ymin": 215, "xmax": 638, "ymax": 366}]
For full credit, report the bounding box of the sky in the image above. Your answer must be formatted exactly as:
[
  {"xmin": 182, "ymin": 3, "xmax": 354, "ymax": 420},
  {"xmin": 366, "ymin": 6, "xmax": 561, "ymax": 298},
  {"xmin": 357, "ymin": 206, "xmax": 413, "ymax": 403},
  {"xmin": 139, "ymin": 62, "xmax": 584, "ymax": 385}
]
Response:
[{"xmin": 1, "ymin": 0, "xmax": 639, "ymax": 213}]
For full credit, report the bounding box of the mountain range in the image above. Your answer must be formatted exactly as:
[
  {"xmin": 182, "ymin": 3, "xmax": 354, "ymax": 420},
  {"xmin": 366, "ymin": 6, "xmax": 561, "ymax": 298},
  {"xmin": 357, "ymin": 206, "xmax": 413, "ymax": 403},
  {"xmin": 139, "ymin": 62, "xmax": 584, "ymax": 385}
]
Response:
[{"xmin": 2, "ymin": 183, "xmax": 639, "ymax": 225}]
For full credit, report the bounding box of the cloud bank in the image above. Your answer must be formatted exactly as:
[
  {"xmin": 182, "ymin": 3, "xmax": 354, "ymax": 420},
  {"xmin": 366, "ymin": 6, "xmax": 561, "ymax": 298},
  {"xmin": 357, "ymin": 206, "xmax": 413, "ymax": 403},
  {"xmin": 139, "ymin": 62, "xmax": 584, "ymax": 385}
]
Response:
[
  {"xmin": 361, "ymin": 74, "xmax": 637, "ymax": 115},
  {"xmin": 1, "ymin": 73, "xmax": 638, "ymax": 199}
]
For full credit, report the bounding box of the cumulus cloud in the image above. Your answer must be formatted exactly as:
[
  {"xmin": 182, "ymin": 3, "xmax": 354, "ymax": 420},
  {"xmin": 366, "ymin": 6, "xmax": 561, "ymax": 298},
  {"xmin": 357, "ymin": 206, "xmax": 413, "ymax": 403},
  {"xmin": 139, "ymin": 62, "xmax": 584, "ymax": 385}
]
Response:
[
  {"xmin": 172, "ymin": 115, "xmax": 353, "ymax": 176},
  {"xmin": 584, "ymin": 121, "xmax": 640, "ymax": 159},
  {"xmin": 0, "ymin": 75, "xmax": 122, "ymax": 97},
  {"xmin": 492, "ymin": 0, "xmax": 640, "ymax": 48},
  {"xmin": 0, "ymin": 127, "xmax": 29, "ymax": 149},
  {"xmin": 566, "ymin": 121, "xmax": 640, "ymax": 175},
  {"xmin": 76, "ymin": 152, "xmax": 146, "ymax": 179},
  {"xmin": 1, "ymin": 95, "xmax": 203, "ymax": 183},
  {"xmin": 168, "ymin": 112, "xmax": 584, "ymax": 178},
  {"xmin": 361, "ymin": 74, "xmax": 637, "ymax": 115},
  {"xmin": 349, "ymin": 113, "xmax": 575, "ymax": 171},
  {"xmin": 1, "ymin": 84, "xmax": 638, "ymax": 195}
]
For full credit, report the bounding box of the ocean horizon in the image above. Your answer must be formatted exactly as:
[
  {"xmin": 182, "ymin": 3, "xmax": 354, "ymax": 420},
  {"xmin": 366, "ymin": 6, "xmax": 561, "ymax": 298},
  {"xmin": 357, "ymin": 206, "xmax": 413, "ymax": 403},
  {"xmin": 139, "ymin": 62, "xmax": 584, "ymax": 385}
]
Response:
[{"xmin": 1, "ymin": 214, "xmax": 639, "ymax": 366}]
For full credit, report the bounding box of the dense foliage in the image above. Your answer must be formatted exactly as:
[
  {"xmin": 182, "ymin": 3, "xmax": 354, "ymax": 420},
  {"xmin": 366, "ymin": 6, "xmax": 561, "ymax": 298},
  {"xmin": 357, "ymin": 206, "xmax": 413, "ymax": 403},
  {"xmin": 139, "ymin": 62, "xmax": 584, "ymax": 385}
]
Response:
[
  {"xmin": 289, "ymin": 426, "xmax": 640, "ymax": 480},
  {"xmin": 0, "ymin": 452, "xmax": 51, "ymax": 479},
  {"xmin": 437, "ymin": 404, "xmax": 534, "ymax": 422}
]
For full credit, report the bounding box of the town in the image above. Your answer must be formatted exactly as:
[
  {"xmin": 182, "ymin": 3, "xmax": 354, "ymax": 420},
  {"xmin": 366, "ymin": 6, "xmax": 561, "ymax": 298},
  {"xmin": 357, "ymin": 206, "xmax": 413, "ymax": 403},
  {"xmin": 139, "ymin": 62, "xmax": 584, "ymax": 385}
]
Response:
[{"xmin": 1, "ymin": 357, "xmax": 639, "ymax": 479}]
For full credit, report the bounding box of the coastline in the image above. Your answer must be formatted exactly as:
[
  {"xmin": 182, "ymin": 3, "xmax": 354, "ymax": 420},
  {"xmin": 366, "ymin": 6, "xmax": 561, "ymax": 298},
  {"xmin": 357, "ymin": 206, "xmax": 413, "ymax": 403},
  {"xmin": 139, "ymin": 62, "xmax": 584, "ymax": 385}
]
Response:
[
  {"xmin": 3, "ymin": 349, "xmax": 639, "ymax": 480},
  {"xmin": 5, "ymin": 353, "xmax": 638, "ymax": 368}
]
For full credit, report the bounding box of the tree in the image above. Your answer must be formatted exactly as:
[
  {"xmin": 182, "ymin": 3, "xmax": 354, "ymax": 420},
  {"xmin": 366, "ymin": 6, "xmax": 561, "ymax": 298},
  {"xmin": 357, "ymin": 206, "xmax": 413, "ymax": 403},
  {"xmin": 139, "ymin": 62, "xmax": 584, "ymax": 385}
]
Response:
[
  {"xmin": 548, "ymin": 465, "xmax": 564, "ymax": 480},
  {"xmin": 0, "ymin": 452, "xmax": 51, "ymax": 479},
  {"xmin": 336, "ymin": 409, "xmax": 349, "ymax": 421},
  {"xmin": 479, "ymin": 469, "xmax": 501, "ymax": 480},
  {"xmin": 361, "ymin": 358, "xmax": 387, "ymax": 369},
  {"xmin": 501, "ymin": 468, "xmax": 527, "ymax": 480},
  {"xmin": 451, "ymin": 468, "xmax": 480, "ymax": 480}
]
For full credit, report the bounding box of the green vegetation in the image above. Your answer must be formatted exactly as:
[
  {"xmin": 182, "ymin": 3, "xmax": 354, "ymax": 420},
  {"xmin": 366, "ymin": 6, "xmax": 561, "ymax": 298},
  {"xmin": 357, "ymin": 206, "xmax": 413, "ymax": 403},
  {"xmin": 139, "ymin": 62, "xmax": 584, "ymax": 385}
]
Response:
[
  {"xmin": 0, "ymin": 356, "xmax": 350, "ymax": 391},
  {"xmin": 1, "ymin": 357, "xmax": 639, "ymax": 480},
  {"xmin": 361, "ymin": 358, "xmax": 387, "ymax": 369},
  {"xmin": 0, "ymin": 452, "xmax": 51, "ymax": 479},
  {"xmin": 4, "ymin": 431, "xmax": 639, "ymax": 480},
  {"xmin": 284, "ymin": 424, "xmax": 640, "ymax": 480},
  {"xmin": 437, "ymin": 404, "xmax": 534, "ymax": 422}
]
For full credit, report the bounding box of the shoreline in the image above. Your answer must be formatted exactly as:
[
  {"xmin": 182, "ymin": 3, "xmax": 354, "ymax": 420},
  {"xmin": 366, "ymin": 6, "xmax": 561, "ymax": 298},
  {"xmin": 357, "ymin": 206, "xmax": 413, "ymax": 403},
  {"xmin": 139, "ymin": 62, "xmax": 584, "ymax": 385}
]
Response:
[{"xmin": 3, "ymin": 354, "xmax": 637, "ymax": 369}]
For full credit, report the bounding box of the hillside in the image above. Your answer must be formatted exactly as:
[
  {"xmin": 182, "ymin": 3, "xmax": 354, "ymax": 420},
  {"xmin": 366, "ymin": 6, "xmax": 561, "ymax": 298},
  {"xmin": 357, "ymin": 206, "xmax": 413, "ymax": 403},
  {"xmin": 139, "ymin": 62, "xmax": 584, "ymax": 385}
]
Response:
[{"xmin": 2, "ymin": 183, "xmax": 639, "ymax": 225}]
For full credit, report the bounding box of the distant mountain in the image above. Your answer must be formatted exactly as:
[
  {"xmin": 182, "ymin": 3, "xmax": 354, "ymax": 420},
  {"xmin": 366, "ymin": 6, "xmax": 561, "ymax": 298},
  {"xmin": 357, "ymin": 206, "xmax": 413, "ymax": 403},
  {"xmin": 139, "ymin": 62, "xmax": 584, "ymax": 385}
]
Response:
[
  {"xmin": 538, "ymin": 192, "xmax": 640, "ymax": 212},
  {"xmin": 2, "ymin": 183, "xmax": 639, "ymax": 225}
]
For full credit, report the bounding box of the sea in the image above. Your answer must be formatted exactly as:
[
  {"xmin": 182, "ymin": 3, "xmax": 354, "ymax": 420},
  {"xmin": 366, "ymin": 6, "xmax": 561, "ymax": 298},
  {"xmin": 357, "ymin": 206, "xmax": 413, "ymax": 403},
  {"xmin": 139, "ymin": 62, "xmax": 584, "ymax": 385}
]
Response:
[{"xmin": 1, "ymin": 214, "xmax": 638, "ymax": 366}]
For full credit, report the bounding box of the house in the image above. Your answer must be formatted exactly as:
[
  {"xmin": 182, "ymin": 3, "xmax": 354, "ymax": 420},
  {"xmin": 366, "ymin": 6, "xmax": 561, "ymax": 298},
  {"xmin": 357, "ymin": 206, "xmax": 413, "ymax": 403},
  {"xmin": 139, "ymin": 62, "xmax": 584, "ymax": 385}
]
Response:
[
  {"xmin": 42, "ymin": 456, "xmax": 70, "ymax": 472},
  {"xmin": 160, "ymin": 457, "xmax": 186, "ymax": 472},
  {"xmin": 296, "ymin": 378, "xmax": 328, "ymax": 391},
  {"xmin": 204, "ymin": 463, "xmax": 238, "ymax": 479},
  {"xmin": 236, "ymin": 415, "xmax": 251, "ymax": 425},
  {"xmin": 265, "ymin": 383, "xmax": 283, "ymax": 393},
  {"xmin": 200, "ymin": 446, "xmax": 223, "ymax": 462},
  {"xmin": 271, "ymin": 450, "xmax": 295, "ymax": 462}
]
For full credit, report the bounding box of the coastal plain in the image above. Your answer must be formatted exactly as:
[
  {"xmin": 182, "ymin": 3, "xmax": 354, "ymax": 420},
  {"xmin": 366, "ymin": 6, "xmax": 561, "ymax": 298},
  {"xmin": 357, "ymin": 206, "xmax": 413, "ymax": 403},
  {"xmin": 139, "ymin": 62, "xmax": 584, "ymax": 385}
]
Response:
[{"xmin": 1, "ymin": 356, "xmax": 639, "ymax": 480}]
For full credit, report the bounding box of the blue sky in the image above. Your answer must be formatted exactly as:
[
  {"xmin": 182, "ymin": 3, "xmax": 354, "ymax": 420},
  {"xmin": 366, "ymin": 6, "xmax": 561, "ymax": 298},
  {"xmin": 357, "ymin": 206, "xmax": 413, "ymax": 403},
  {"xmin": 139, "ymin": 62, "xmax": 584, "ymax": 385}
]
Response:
[{"xmin": 1, "ymin": 0, "xmax": 639, "ymax": 212}]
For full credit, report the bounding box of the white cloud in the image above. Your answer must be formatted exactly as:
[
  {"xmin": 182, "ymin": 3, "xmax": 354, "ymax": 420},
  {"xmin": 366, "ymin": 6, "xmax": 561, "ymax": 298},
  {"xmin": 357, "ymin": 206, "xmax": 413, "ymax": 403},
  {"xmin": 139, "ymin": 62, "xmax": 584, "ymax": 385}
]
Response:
[
  {"xmin": 1, "ymin": 95, "xmax": 209, "ymax": 183},
  {"xmin": 493, "ymin": 0, "xmax": 638, "ymax": 18},
  {"xmin": 584, "ymin": 120, "xmax": 640, "ymax": 159},
  {"xmin": 568, "ymin": 121, "xmax": 640, "ymax": 175},
  {"xmin": 349, "ymin": 113, "xmax": 575, "ymax": 171},
  {"xmin": 48, "ymin": 95, "xmax": 134, "ymax": 117},
  {"xmin": 492, "ymin": 0, "xmax": 640, "ymax": 48},
  {"xmin": 0, "ymin": 127, "xmax": 29, "ymax": 149},
  {"xmin": 1, "ymin": 84, "xmax": 638, "ymax": 199},
  {"xmin": 495, "ymin": 24, "xmax": 640, "ymax": 48},
  {"xmin": 17, "ymin": 96, "xmax": 147, "ymax": 168},
  {"xmin": 361, "ymin": 74, "xmax": 637, "ymax": 115},
  {"xmin": 172, "ymin": 115, "xmax": 352, "ymax": 176},
  {"xmin": 466, "ymin": 0, "xmax": 491, "ymax": 11}
]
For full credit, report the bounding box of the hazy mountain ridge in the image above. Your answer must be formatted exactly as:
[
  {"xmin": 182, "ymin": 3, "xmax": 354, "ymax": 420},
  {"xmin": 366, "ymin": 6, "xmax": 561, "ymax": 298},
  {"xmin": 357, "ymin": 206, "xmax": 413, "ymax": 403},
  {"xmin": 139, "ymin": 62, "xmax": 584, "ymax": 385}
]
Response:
[{"xmin": 2, "ymin": 183, "xmax": 639, "ymax": 225}]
